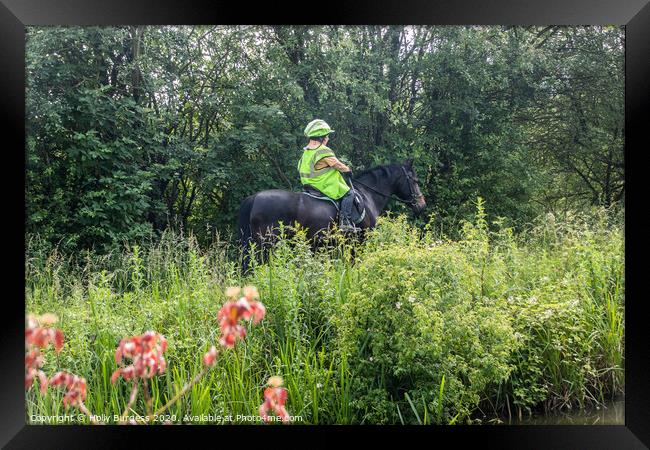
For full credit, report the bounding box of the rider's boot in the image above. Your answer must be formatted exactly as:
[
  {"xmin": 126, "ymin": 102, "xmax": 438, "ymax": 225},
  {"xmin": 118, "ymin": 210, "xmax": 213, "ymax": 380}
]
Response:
[{"xmin": 339, "ymin": 216, "xmax": 360, "ymax": 234}]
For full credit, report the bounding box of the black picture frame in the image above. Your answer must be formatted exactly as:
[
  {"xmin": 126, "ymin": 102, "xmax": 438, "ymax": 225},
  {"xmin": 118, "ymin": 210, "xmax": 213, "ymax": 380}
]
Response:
[{"xmin": 2, "ymin": 0, "xmax": 648, "ymax": 448}]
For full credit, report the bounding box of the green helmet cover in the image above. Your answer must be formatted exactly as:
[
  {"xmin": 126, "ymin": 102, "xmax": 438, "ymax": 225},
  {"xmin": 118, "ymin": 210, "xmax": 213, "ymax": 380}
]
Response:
[{"xmin": 304, "ymin": 119, "xmax": 335, "ymax": 138}]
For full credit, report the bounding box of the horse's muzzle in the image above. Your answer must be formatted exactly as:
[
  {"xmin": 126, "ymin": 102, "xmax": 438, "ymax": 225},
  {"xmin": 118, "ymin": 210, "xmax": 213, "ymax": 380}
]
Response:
[{"xmin": 412, "ymin": 196, "xmax": 427, "ymax": 216}]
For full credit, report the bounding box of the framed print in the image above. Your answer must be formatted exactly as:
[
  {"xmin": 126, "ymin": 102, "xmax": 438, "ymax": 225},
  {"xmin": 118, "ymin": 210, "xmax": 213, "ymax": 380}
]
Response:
[{"xmin": 2, "ymin": 0, "xmax": 648, "ymax": 447}]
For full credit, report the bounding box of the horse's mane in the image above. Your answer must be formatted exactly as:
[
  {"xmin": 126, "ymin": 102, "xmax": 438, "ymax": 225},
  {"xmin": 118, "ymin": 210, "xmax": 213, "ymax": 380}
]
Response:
[{"xmin": 353, "ymin": 163, "xmax": 402, "ymax": 183}]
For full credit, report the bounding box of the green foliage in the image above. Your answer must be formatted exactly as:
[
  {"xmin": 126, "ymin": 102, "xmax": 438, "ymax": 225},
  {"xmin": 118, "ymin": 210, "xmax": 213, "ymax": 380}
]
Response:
[
  {"xmin": 499, "ymin": 208, "xmax": 625, "ymax": 412},
  {"xmin": 26, "ymin": 27, "xmax": 163, "ymax": 251},
  {"xmin": 26, "ymin": 25, "xmax": 624, "ymax": 251},
  {"xmin": 333, "ymin": 204, "xmax": 623, "ymax": 424},
  {"xmin": 336, "ymin": 214, "xmax": 517, "ymax": 424},
  {"xmin": 26, "ymin": 208, "xmax": 624, "ymax": 424}
]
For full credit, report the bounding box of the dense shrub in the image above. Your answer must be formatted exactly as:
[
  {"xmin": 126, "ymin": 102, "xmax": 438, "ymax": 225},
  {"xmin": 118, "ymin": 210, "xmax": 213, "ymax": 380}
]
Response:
[
  {"xmin": 335, "ymin": 203, "xmax": 623, "ymax": 423},
  {"xmin": 336, "ymin": 215, "xmax": 517, "ymax": 424}
]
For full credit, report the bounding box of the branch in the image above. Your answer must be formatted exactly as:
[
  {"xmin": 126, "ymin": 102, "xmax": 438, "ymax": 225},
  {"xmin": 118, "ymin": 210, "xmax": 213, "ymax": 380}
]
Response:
[{"xmin": 260, "ymin": 146, "xmax": 293, "ymax": 189}]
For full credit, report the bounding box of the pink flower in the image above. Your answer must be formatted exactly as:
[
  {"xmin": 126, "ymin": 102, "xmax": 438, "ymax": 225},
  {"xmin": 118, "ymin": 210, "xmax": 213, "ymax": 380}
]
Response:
[
  {"xmin": 111, "ymin": 365, "xmax": 136, "ymax": 383},
  {"xmin": 239, "ymin": 299, "xmax": 266, "ymax": 325},
  {"xmin": 259, "ymin": 377, "xmax": 291, "ymax": 423},
  {"xmin": 218, "ymin": 323, "xmax": 247, "ymax": 348},
  {"xmin": 242, "ymin": 286, "xmax": 259, "ymax": 301},
  {"xmin": 111, "ymin": 331, "xmax": 168, "ymax": 384},
  {"xmin": 25, "ymin": 315, "xmax": 64, "ymax": 354},
  {"xmin": 218, "ymin": 301, "xmax": 243, "ymax": 328},
  {"xmin": 25, "ymin": 366, "xmax": 48, "ymax": 394},
  {"xmin": 203, "ymin": 346, "xmax": 218, "ymax": 367},
  {"xmin": 25, "ymin": 314, "xmax": 65, "ymax": 394},
  {"xmin": 217, "ymin": 287, "xmax": 266, "ymax": 348},
  {"xmin": 49, "ymin": 371, "xmax": 87, "ymax": 408}
]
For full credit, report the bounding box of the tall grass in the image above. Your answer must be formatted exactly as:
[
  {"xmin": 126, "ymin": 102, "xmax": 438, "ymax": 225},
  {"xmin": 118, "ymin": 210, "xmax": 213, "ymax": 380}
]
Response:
[{"xmin": 25, "ymin": 205, "xmax": 624, "ymax": 424}]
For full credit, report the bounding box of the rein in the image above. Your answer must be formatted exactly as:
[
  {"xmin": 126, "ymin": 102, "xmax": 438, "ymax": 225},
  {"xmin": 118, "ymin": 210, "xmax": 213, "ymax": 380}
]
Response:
[{"xmin": 351, "ymin": 166, "xmax": 423, "ymax": 207}]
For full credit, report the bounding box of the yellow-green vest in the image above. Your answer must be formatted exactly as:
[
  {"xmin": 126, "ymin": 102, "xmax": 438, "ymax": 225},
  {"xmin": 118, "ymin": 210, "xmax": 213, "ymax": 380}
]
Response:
[{"xmin": 298, "ymin": 145, "xmax": 350, "ymax": 200}]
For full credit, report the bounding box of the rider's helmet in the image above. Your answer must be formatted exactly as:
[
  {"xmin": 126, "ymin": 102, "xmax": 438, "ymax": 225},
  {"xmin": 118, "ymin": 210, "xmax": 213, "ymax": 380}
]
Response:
[{"xmin": 304, "ymin": 119, "xmax": 335, "ymax": 138}]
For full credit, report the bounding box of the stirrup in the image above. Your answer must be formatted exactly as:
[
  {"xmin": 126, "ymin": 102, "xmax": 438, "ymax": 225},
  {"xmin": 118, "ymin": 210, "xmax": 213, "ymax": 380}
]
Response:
[{"xmin": 339, "ymin": 219, "xmax": 361, "ymax": 233}]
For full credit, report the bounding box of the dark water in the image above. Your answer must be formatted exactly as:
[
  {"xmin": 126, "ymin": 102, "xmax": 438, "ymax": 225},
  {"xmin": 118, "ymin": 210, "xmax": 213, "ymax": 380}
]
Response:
[{"xmin": 502, "ymin": 397, "xmax": 625, "ymax": 425}]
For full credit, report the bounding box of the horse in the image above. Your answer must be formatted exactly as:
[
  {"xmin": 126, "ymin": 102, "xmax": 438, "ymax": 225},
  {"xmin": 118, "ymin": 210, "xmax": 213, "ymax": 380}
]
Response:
[{"xmin": 236, "ymin": 159, "xmax": 426, "ymax": 271}]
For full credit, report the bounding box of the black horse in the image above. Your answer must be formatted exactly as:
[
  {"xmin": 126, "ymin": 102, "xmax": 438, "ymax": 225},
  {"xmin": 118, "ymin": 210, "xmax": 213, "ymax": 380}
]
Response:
[{"xmin": 237, "ymin": 159, "xmax": 426, "ymax": 271}]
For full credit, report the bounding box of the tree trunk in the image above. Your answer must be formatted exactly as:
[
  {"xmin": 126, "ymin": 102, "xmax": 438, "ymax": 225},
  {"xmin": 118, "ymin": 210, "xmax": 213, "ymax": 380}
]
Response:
[{"xmin": 130, "ymin": 26, "xmax": 145, "ymax": 104}]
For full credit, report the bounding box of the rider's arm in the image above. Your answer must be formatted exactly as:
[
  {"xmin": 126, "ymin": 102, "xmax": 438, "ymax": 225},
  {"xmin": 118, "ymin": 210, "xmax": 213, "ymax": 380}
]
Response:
[{"xmin": 320, "ymin": 156, "xmax": 351, "ymax": 172}]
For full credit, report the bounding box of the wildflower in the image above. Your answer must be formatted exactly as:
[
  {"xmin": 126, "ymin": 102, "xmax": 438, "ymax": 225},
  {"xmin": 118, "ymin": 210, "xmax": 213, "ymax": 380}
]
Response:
[
  {"xmin": 217, "ymin": 287, "xmax": 266, "ymax": 348},
  {"xmin": 203, "ymin": 346, "xmax": 218, "ymax": 367},
  {"xmin": 395, "ymin": 302, "xmax": 402, "ymax": 310},
  {"xmin": 316, "ymin": 383, "xmax": 323, "ymax": 389},
  {"xmin": 259, "ymin": 377, "xmax": 290, "ymax": 423},
  {"xmin": 38, "ymin": 313, "xmax": 59, "ymax": 326},
  {"xmin": 25, "ymin": 315, "xmax": 64, "ymax": 354},
  {"xmin": 25, "ymin": 352, "xmax": 48, "ymax": 394},
  {"xmin": 407, "ymin": 296, "xmax": 416, "ymax": 304},
  {"xmin": 225, "ymin": 286, "xmax": 241, "ymax": 299},
  {"xmin": 242, "ymin": 285, "xmax": 260, "ymax": 301},
  {"xmin": 111, "ymin": 331, "xmax": 168, "ymax": 383},
  {"xmin": 267, "ymin": 376, "xmax": 284, "ymax": 388},
  {"xmin": 49, "ymin": 371, "xmax": 87, "ymax": 408},
  {"xmin": 25, "ymin": 314, "xmax": 64, "ymax": 394},
  {"xmin": 237, "ymin": 297, "xmax": 266, "ymax": 325}
]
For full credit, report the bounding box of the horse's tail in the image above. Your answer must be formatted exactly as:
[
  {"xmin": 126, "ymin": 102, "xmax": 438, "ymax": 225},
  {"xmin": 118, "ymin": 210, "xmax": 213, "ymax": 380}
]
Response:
[{"xmin": 237, "ymin": 194, "xmax": 256, "ymax": 273}]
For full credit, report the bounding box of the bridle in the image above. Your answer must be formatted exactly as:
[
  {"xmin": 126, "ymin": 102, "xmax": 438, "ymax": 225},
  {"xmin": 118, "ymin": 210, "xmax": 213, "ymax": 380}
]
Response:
[{"xmin": 351, "ymin": 166, "xmax": 424, "ymax": 207}]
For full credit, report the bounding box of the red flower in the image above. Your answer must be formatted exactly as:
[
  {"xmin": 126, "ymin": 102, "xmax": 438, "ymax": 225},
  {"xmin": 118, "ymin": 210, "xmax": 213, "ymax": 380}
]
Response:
[
  {"xmin": 203, "ymin": 346, "xmax": 218, "ymax": 367},
  {"xmin": 111, "ymin": 331, "xmax": 168, "ymax": 384},
  {"xmin": 25, "ymin": 314, "xmax": 65, "ymax": 394},
  {"xmin": 238, "ymin": 298, "xmax": 266, "ymax": 325},
  {"xmin": 111, "ymin": 365, "xmax": 136, "ymax": 383},
  {"xmin": 49, "ymin": 371, "xmax": 87, "ymax": 408},
  {"xmin": 25, "ymin": 315, "xmax": 64, "ymax": 354},
  {"xmin": 259, "ymin": 377, "xmax": 291, "ymax": 423},
  {"xmin": 217, "ymin": 287, "xmax": 266, "ymax": 348},
  {"xmin": 218, "ymin": 301, "xmax": 242, "ymax": 328},
  {"xmin": 218, "ymin": 323, "xmax": 247, "ymax": 348},
  {"xmin": 25, "ymin": 366, "xmax": 48, "ymax": 394}
]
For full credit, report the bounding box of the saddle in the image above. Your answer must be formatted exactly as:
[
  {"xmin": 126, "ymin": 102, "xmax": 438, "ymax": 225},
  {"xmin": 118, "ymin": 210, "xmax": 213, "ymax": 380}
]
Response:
[
  {"xmin": 302, "ymin": 185, "xmax": 366, "ymax": 225},
  {"xmin": 302, "ymin": 185, "xmax": 339, "ymax": 211}
]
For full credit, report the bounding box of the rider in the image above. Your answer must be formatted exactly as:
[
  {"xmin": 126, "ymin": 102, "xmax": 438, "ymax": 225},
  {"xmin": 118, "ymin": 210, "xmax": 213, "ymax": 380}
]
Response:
[{"xmin": 298, "ymin": 119, "xmax": 358, "ymax": 231}]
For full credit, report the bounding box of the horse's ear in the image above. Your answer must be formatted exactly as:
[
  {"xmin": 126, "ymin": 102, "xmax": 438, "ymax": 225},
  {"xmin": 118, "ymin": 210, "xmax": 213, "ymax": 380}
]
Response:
[{"xmin": 405, "ymin": 158, "xmax": 413, "ymax": 168}]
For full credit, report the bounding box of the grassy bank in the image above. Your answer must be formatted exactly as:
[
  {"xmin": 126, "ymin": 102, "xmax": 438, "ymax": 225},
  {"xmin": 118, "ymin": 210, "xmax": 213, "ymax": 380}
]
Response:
[{"xmin": 25, "ymin": 203, "xmax": 624, "ymax": 424}]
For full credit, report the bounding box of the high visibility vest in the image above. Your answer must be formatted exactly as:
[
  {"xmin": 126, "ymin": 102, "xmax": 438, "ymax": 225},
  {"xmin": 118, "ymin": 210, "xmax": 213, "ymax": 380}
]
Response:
[{"xmin": 298, "ymin": 145, "xmax": 350, "ymax": 200}]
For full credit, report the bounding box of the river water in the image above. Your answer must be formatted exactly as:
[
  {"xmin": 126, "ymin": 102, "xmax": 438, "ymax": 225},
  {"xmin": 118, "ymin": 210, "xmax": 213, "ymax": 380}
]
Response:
[{"xmin": 502, "ymin": 397, "xmax": 625, "ymax": 425}]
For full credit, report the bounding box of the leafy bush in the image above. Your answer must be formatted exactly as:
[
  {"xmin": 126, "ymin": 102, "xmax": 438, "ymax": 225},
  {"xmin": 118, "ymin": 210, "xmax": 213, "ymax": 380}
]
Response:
[
  {"xmin": 500, "ymin": 208, "xmax": 625, "ymax": 413},
  {"xmin": 336, "ymin": 214, "xmax": 517, "ymax": 424}
]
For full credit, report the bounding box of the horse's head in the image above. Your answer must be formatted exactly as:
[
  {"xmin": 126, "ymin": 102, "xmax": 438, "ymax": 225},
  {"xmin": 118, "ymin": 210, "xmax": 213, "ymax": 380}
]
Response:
[{"xmin": 396, "ymin": 159, "xmax": 426, "ymax": 216}]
